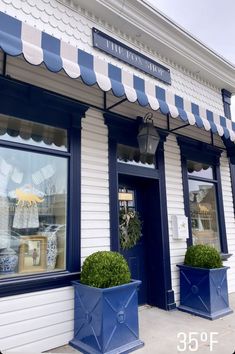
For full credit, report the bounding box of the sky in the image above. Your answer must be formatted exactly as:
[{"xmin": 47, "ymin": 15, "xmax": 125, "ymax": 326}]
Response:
[{"xmin": 147, "ymin": 0, "xmax": 235, "ymax": 119}]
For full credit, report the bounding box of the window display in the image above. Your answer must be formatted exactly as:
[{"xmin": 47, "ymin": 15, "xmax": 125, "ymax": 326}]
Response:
[
  {"xmin": 187, "ymin": 160, "xmax": 220, "ymax": 251},
  {"xmin": 0, "ymin": 118, "xmax": 68, "ymax": 278}
]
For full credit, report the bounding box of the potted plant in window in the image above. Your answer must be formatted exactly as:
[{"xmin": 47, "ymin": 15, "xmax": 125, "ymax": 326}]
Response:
[
  {"xmin": 69, "ymin": 251, "xmax": 144, "ymax": 354},
  {"xmin": 177, "ymin": 244, "xmax": 233, "ymax": 320}
]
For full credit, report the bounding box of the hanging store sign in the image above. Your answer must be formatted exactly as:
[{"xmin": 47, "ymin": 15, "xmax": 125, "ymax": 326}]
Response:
[{"xmin": 92, "ymin": 28, "xmax": 171, "ymax": 85}]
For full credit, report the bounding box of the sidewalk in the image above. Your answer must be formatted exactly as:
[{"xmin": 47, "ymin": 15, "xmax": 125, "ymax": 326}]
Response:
[{"xmin": 48, "ymin": 294, "xmax": 235, "ymax": 354}]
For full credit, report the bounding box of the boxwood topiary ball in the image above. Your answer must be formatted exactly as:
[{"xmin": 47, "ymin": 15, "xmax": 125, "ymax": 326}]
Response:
[
  {"xmin": 80, "ymin": 251, "xmax": 131, "ymax": 288},
  {"xmin": 184, "ymin": 244, "xmax": 222, "ymax": 269}
]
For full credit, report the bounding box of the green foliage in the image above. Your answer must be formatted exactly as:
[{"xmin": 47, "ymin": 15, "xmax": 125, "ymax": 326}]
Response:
[
  {"xmin": 80, "ymin": 251, "xmax": 131, "ymax": 288},
  {"xmin": 184, "ymin": 244, "xmax": 222, "ymax": 269},
  {"xmin": 119, "ymin": 208, "xmax": 142, "ymax": 250}
]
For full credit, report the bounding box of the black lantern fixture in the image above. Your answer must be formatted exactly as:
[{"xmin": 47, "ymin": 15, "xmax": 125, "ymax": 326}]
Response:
[{"xmin": 137, "ymin": 113, "xmax": 160, "ymax": 155}]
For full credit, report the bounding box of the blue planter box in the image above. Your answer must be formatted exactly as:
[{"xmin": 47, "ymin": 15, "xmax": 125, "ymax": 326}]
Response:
[
  {"xmin": 177, "ymin": 264, "xmax": 233, "ymax": 320},
  {"xmin": 69, "ymin": 280, "xmax": 144, "ymax": 354}
]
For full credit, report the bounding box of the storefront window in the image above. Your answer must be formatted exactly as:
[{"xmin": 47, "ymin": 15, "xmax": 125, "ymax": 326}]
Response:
[
  {"xmin": 0, "ymin": 117, "xmax": 68, "ymax": 278},
  {"xmin": 187, "ymin": 160, "xmax": 220, "ymax": 251}
]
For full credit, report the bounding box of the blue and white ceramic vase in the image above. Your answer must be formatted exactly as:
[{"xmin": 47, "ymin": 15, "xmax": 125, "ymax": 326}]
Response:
[
  {"xmin": 46, "ymin": 233, "xmax": 58, "ymax": 270},
  {"xmin": 0, "ymin": 248, "xmax": 18, "ymax": 274}
]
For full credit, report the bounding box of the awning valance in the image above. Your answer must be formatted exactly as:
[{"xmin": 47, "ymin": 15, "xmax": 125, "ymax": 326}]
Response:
[{"xmin": 0, "ymin": 11, "xmax": 234, "ymax": 142}]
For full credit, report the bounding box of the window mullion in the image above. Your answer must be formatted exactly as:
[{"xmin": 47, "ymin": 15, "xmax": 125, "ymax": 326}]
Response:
[
  {"xmin": 188, "ymin": 176, "xmax": 218, "ymax": 184},
  {"xmin": 0, "ymin": 139, "xmax": 70, "ymax": 158}
]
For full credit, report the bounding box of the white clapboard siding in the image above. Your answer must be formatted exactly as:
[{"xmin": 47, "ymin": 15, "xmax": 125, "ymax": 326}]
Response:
[
  {"xmin": 0, "ymin": 311, "xmax": 74, "ymax": 340},
  {"xmin": 81, "ymin": 109, "xmax": 110, "ymax": 262},
  {"xmin": 81, "ymin": 178, "xmax": 109, "ymax": 188},
  {"xmin": 0, "ymin": 299, "xmax": 73, "ymax": 326},
  {"xmin": 82, "ymin": 203, "xmax": 109, "ymax": 212},
  {"xmin": 81, "ymin": 247, "xmax": 110, "ymax": 259},
  {"xmin": 82, "ymin": 220, "xmax": 110, "ymax": 229},
  {"xmin": 81, "ymin": 194, "xmax": 110, "ymax": 204},
  {"xmin": 3, "ymin": 322, "xmax": 73, "ymax": 352},
  {"xmin": 164, "ymin": 134, "xmax": 188, "ymax": 304},
  {"xmin": 81, "ymin": 229, "xmax": 110, "ymax": 238},
  {"xmin": 81, "ymin": 237, "xmax": 110, "ymax": 248},
  {"xmin": 5, "ymin": 332, "xmax": 73, "ymax": 354},
  {"xmin": 220, "ymin": 153, "xmax": 235, "ymax": 293},
  {"xmin": 0, "ymin": 287, "xmax": 74, "ymax": 353}
]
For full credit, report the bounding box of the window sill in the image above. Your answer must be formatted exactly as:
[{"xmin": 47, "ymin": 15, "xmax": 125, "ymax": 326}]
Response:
[
  {"xmin": 0, "ymin": 271, "xmax": 80, "ymax": 298},
  {"xmin": 221, "ymin": 253, "xmax": 233, "ymax": 261}
]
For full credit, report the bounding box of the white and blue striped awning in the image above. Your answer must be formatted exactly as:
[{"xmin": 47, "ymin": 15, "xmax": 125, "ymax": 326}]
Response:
[{"xmin": 0, "ymin": 11, "xmax": 234, "ymax": 142}]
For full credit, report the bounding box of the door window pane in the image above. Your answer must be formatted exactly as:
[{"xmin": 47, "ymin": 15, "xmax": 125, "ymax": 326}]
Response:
[
  {"xmin": 0, "ymin": 146, "xmax": 67, "ymax": 278},
  {"xmin": 117, "ymin": 144, "xmax": 156, "ymax": 168},
  {"xmin": 188, "ymin": 179, "xmax": 220, "ymax": 251},
  {"xmin": 118, "ymin": 187, "xmax": 135, "ymax": 210}
]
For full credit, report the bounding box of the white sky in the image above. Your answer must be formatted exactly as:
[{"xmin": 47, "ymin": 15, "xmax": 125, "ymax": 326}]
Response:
[{"xmin": 147, "ymin": 0, "xmax": 235, "ymax": 119}]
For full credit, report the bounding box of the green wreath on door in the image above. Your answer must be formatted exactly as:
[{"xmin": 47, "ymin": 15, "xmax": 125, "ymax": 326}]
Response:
[{"xmin": 119, "ymin": 208, "xmax": 142, "ymax": 250}]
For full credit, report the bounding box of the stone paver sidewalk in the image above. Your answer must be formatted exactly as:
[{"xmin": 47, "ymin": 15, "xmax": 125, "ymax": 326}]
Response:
[{"xmin": 47, "ymin": 294, "xmax": 235, "ymax": 354}]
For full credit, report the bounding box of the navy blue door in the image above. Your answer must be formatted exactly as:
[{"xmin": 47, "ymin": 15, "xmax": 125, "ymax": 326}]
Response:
[{"xmin": 118, "ymin": 175, "xmax": 156, "ymax": 305}]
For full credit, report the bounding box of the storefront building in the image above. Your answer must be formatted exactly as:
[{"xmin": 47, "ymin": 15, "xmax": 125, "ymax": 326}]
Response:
[{"xmin": 0, "ymin": 0, "xmax": 235, "ymax": 352}]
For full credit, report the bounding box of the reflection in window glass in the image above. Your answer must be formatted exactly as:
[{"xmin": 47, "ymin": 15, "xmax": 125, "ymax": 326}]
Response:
[
  {"xmin": 117, "ymin": 144, "xmax": 156, "ymax": 169},
  {"xmin": 0, "ymin": 114, "xmax": 67, "ymax": 151},
  {"xmin": 0, "ymin": 147, "xmax": 67, "ymax": 278},
  {"xmin": 187, "ymin": 160, "xmax": 213, "ymax": 179},
  {"xmin": 188, "ymin": 179, "xmax": 220, "ymax": 251}
]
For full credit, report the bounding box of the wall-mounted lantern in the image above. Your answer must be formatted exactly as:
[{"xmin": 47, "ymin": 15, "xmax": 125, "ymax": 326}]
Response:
[{"xmin": 137, "ymin": 113, "xmax": 160, "ymax": 155}]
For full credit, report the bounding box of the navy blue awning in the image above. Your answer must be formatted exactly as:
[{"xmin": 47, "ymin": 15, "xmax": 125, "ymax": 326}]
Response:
[{"xmin": 0, "ymin": 11, "xmax": 234, "ymax": 141}]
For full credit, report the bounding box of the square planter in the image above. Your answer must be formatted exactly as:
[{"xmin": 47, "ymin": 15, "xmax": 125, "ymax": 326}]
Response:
[
  {"xmin": 69, "ymin": 279, "xmax": 144, "ymax": 354},
  {"xmin": 177, "ymin": 264, "xmax": 233, "ymax": 320}
]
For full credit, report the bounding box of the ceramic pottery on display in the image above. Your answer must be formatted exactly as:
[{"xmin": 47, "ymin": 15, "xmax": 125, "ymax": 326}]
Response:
[
  {"xmin": 42, "ymin": 224, "xmax": 63, "ymax": 271},
  {"xmin": 45, "ymin": 232, "xmax": 58, "ymax": 270},
  {"xmin": 0, "ymin": 196, "xmax": 10, "ymax": 249},
  {"xmin": 0, "ymin": 248, "xmax": 18, "ymax": 274}
]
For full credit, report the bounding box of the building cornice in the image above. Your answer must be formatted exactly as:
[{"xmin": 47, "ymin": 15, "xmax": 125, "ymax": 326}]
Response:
[{"xmin": 59, "ymin": 0, "xmax": 235, "ymax": 93}]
